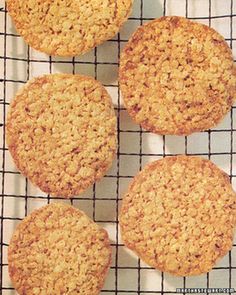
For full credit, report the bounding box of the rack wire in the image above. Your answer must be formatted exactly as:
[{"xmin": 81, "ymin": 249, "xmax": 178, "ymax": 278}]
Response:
[{"xmin": 0, "ymin": 0, "xmax": 236, "ymax": 294}]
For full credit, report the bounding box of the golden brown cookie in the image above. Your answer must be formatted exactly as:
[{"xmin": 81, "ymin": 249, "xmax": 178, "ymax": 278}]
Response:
[
  {"xmin": 119, "ymin": 156, "xmax": 236, "ymax": 276},
  {"xmin": 7, "ymin": 0, "xmax": 133, "ymax": 56},
  {"xmin": 8, "ymin": 203, "xmax": 112, "ymax": 295},
  {"xmin": 6, "ymin": 74, "xmax": 117, "ymax": 198},
  {"xmin": 119, "ymin": 16, "xmax": 236, "ymax": 135}
]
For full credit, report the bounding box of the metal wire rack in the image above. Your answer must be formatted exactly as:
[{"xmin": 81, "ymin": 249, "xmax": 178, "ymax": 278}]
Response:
[{"xmin": 0, "ymin": 0, "xmax": 236, "ymax": 294}]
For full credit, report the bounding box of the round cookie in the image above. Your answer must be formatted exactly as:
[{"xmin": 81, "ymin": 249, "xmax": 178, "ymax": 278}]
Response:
[
  {"xmin": 6, "ymin": 74, "xmax": 117, "ymax": 198},
  {"xmin": 119, "ymin": 16, "xmax": 236, "ymax": 135},
  {"xmin": 119, "ymin": 156, "xmax": 236, "ymax": 276},
  {"xmin": 7, "ymin": 0, "xmax": 133, "ymax": 56},
  {"xmin": 8, "ymin": 203, "xmax": 112, "ymax": 294}
]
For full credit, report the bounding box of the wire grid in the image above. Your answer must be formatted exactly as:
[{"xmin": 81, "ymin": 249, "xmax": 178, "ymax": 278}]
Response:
[{"xmin": 0, "ymin": 0, "xmax": 236, "ymax": 294}]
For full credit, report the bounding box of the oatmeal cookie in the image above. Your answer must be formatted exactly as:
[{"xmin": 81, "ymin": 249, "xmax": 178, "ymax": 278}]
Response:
[
  {"xmin": 7, "ymin": 0, "xmax": 133, "ymax": 56},
  {"xmin": 119, "ymin": 156, "xmax": 236, "ymax": 276},
  {"xmin": 119, "ymin": 16, "xmax": 236, "ymax": 135},
  {"xmin": 8, "ymin": 203, "xmax": 112, "ymax": 294},
  {"xmin": 6, "ymin": 74, "xmax": 117, "ymax": 198}
]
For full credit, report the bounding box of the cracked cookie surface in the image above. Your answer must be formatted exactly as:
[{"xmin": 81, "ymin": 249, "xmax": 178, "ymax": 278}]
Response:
[
  {"xmin": 7, "ymin": 0, "xmax": 133, "ymax": 56},
  {"xmin": 119, "ymin": 16, "xmax": 236, "ymax": 135},
  {"xmin": 8, "ymin": 203, "xmax": 112, "ymax": 294},
  {"xmin": 119, "ymin": 156, "xmax": 236, "ymax": 276},
  {"xmin": 6, "ymin": 74, "xmax": 117, "ymax": 198}
]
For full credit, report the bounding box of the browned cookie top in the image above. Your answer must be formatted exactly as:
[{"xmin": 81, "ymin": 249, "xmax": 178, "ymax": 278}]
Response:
[
  {"xmin": 120, "ymin": 156, "xmax": 236, "ymax": 276},
  {"xmin": 7, "ymin": 0, "xmax": 133, "ymax": 56},
  {"xmin": 119, "ymin": 16, "xmax": 236, "ymax": 135},
  {"xmin": 6, "ymin": 74, "xmax": 117, "ymax": 198},
  {"xmin": 8, "ymin": 203, "xmax": 112, "ymax": 295}
]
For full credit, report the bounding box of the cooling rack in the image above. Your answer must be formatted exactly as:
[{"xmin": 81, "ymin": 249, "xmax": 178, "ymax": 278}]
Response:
[{"xmin": 0, "ymin": 0, "xmax": 236, "ymax": 294}]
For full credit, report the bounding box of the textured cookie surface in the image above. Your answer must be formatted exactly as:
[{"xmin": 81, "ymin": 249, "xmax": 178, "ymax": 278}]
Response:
[
  {"xmin": 119, "ymin": 16, "xmax": 236, "ymax": 135},
  {"xmin": 8, "ymin": 203, "xmax": 112, "ymax": 295},
  {"xmin": 7, "ymin": 0, "xmax": 133, "ymax": 56},
  {"xmin": 119, "ymin": 156, "xmax": 236, "ymax": 276},
  {"xmin": 6, "ymin": 74, "xmax": 117, "ymax": 198}
]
